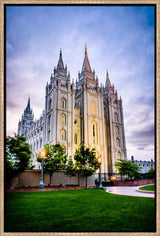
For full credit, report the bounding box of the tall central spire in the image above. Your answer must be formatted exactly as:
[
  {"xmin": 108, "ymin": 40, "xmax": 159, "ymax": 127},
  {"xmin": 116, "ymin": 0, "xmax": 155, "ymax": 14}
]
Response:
[
  {"xmin": 25, "ymin": 97, "xmax": 31, "ymax": 112},
  {"xmin": 57, "ymin": 49, "xmax": 64, "ymax": 69},
  {"xmin": 81, "ymin": 44, "xmax": 92, "ymax": 73}
]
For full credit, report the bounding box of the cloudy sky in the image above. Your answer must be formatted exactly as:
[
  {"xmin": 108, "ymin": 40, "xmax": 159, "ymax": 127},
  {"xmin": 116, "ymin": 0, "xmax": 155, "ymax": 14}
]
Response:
[{"xmin": 6, "ymin": 5, "xmax": 155, "ymax": 161}]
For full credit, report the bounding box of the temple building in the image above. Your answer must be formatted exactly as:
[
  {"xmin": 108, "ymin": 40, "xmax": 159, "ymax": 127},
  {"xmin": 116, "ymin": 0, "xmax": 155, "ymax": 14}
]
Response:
[{"xmin": 18, "ymin": 46, "xmax": 127, "ymax": 175}]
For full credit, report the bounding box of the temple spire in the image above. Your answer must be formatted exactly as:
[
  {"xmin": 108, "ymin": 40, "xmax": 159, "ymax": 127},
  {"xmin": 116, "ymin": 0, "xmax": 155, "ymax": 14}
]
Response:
[
  {"xmin": 105, "ymin": 70, "xmax": 111, "ymax": 88},
  {"xmin": 81, "ymin": 44, "xmax": 92, "ymax": 73},
  {"xmin": 57, "ymin": 48, "xmax": 64, "ymax": 69},
  {"xmin": 26, "ymin": 97, "xmax": 31, "ymax": 112}
]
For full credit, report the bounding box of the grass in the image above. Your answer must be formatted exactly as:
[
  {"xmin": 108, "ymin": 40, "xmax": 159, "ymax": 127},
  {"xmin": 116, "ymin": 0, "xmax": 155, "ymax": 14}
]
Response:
[
  {"xmin": 5, "ymin": 189, "xmax": 155, "ymax": 232},
  {"xmin": 139, "ymin": 185, "xmax": 155, "ymax": 191}
]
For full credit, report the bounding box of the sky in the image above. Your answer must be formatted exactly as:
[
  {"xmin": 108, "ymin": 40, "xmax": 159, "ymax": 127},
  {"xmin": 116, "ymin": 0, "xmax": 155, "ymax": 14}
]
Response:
[{"xmin": 6, "ymin": 5, "xmax": 155, "ymax": 162}]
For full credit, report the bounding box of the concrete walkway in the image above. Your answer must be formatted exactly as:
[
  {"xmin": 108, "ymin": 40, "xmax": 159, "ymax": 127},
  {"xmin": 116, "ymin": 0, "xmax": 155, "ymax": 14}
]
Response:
[{"xmin": 104, "ymin": 186, "xmax": 155, "ymax": 198}]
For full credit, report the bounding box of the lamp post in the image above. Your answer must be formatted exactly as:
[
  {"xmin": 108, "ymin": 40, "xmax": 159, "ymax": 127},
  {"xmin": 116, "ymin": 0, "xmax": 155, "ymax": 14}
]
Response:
[
  {"xmin": 98, "ymin": 155, "xmax": 103, "ymax": 189},
  {"xmin": 39, "ymin": 150, "xmax": 45, "ymax": 188}
]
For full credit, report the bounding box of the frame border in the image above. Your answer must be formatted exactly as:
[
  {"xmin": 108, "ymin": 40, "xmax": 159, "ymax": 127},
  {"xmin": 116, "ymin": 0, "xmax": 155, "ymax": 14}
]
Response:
[{"xmin": 0, "ymin": 1, "xmax": 159, "ymax": 235}]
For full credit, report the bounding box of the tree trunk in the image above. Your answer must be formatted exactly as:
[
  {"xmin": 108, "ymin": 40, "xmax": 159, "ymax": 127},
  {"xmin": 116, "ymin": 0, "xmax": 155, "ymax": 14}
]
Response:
[
  {"xmin": 78, "ymin": 172, "xmax": 80, "ymax": 186},
  {"xmin": 50, "ymin": 174, "xmax": 52, "ymax": 185},
  {"xmin": 86, "ymin": 176, "xmax": 87, "ymax": 188}
]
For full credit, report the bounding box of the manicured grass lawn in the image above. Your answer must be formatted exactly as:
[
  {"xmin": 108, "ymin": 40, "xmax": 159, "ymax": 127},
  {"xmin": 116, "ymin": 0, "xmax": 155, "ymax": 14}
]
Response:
[
  {"xmin": 5, "ymin": 189, "xmax": 155, "ymax": 232},
  {"xmin": 139, "ymin": 185, "xmax": 155, "ymax": 191}
]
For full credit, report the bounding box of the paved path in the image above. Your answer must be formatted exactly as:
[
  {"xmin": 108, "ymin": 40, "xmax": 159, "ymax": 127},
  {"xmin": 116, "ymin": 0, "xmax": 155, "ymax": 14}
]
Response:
[{"xmin": 104, "ymin": 186, "xmax": 155, "ymax": 198}]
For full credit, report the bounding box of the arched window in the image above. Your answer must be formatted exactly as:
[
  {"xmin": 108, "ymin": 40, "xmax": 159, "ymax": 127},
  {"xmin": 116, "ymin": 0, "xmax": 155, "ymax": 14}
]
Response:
[
  {"xmin": 48, "ymin": 99, "xmax": 52, "ymax": 111},
  {"xmin": 91, "ymin": 100, "xmax": 96, "ymax": 115},
  {"xmin": 116, "ymin": 138, "xmax": 120, "ymax": 147},
  {"xmin": 115, "ymin": 126, "xmax": 119, "ymax": 134},
  {"xmin": 48, "ymin": 130, "xmax": 50, "ymax": 141},
  {"xmin": 40, "ymin": 139, "xmax": 42, "ymax": 148},
  {"xmin": 92, "ymin": 122, "xmax": 97, "ymax": 144},
  {"xmin": 62, "ymin": 114, "xmax": 66, "ymax": 125},
  {"xmin": 62, "ymin": 98, "xmax": 66, "ymax": 109},
  {"xmin": 114, "ymin": 112, "xmax": 118, "ymax": 122},
  {"xmin": 74, "ymin": 133, "xmax": 77, "ymax": 144},
  {"xmin": 61, "ymin": 129, "xmax": 66, "ymax": 141},
  {"xmin": 48, "ymin": 115, "xmax": 51, "ymax": 126},
  {"xmin": 117, "ymin": 152, "xmax": 121, "ymax": 159}
]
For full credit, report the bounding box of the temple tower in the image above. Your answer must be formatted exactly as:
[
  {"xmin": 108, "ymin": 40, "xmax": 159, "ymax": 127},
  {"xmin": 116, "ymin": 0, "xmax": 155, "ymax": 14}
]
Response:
[
  {"xmin": 75, "ymin": 45, "xmax": 108, "ymax": 173},
  {"xmin": 18, "ymin": 98, "xmax": 34, "ymax": 136},
  {"xmin": 103, "ymin": 71, "xmax": 127, "ymax": 174},
  {"xmin": 44, "ymin": 49, "xmax": 75, "ymax": 156}
]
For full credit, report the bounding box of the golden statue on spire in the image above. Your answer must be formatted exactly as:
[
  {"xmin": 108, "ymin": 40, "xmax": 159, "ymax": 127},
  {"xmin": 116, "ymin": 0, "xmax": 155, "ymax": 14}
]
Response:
[{"xmin": 85, "ymin": 43, "xmax": 87, "ymax": 51}]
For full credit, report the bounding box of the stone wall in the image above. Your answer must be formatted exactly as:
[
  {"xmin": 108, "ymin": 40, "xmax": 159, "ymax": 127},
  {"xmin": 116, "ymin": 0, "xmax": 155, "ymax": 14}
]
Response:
[
  {"xmin": 112, "ymin": 179, "xmax": 155, "ymax": 186},
  {"xmin": 10, "ymin": 170, "xmax": 95, "ymax": 188}
]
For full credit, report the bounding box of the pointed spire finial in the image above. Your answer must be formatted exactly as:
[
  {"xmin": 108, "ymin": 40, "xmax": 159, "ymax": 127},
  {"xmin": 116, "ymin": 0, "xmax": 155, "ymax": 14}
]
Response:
[{"xmin": 85, "ymin": 43, "xmax": 87, "ymax": 52}]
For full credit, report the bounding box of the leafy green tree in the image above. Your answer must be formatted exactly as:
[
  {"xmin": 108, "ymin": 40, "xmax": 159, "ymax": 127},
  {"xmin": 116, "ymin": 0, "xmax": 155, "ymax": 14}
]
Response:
[
  {"xmin": 115, "ymin": 159, "xmax": 141, "ymax": 180},
  {"xmin": 128, "ymin": 162, "xmax": 142, "ymax": 179},
  {"xmin": 37, "ymin": 144, "xmax": 67, "ymax": 184},
  {"xmin": 6, "ymin": 134, "xmax": 33, "ymax": 172},
  {"xmin": 65, "ymin": 156, "xmax": 76, "ymax": 178},
  {"xmin": 74, "ymin": 145, "xmax": 99, "ymax": 187},
  {"xmin": 147, "ymin": 167, "xmax": 155, "ymax": 179},
  {"xmin": 6, "ymin": 134, "xmax": 33, "ymax": 187}
]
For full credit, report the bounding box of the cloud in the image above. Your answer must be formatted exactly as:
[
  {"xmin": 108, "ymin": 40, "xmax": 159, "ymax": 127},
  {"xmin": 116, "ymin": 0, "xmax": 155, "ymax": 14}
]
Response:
[{"xmin": 6, "ymin": 6, "xmax": 155, "ymax": 161}]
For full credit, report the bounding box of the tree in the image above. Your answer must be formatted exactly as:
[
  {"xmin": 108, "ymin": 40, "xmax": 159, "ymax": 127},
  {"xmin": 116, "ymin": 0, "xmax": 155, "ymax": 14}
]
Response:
[
  {"xmin": 37, "ymin": 144, "xmax": 67, "ymax": 184},
  {"xmin": 74, "ymin": 145, "xmax": 99, "ymax": 187},
  {"xmin": 127, "ymin": 162, "xmax": 142, "ymax": 179},
  {"xmin": 6, "ymin": 134, "xmax": 33, "ymax": 187},
  {"xmin": 65, "ymin": 156, "xmax": 76, "ymax": 178},
  {"xmin": 147, "ymin": 167, "xmax": 155, "ymax": 179},
  {"xmin": 115, "ymin": 159, "xmax": 141, "ymax": 180}
]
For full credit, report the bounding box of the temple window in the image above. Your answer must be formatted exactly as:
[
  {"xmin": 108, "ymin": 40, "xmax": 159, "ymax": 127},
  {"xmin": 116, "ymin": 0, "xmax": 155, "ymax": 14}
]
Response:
[
  {"xmin": 114, "ymin": 112, "xmax": 118, "ymax": 122},
  {"xmin": 74, "ymin": 133, "xmax": 77, "ymax": 144},
  {"xmin": 115, "ymin": 126, "xmax": 119, "ymax": 134},
  {"xmin": 61, "ymin": 129, "xmax": 66, "ymax": 141},
  {"xmin": 62, "ymin": 98, "xmax": 66, "ymax": 109},
  {"xmin": 92, "ymin": 122, "xmax": 97, "ymax": 144},
  {"xmin": 48, "ymin": 115, "xmax": 51, "ymax": 126},
  {"xmin": 117, "ymin": 152, "xmax": 121, "ymax": 159},
  {"xmin": 48, "ymin": 130, "xmax": 50, "ymax": 141},
  {"xmin": 62, "ymin": 114, "xmax": 66, "ymax": 125},
  {"xmin": 48, "ymin": 99, "xmax": 52, "ymax": 111},
  {"xmin": 116, "ymin": 138, "xmax": 120, "ymax": 147},
  {"xmin": 91, "ymin": 100, "xmax": 96, "ymax": 115}
]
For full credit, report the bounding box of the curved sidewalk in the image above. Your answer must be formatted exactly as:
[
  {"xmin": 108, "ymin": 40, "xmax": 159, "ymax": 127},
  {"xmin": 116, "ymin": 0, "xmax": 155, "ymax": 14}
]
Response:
[{"xmin": 104, "ymin": 186, "xmax": 155, "ymax": 198}]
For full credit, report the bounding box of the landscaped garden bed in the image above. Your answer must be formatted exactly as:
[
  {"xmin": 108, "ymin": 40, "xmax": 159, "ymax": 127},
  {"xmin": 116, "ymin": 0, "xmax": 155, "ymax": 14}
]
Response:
[
  {"xmin": 7, "ymin": 185, "xmax": 87, "ymax": 192},
  {"xmin": 112, "ymin": 179, "xmax": 155, "ymax": 186}
]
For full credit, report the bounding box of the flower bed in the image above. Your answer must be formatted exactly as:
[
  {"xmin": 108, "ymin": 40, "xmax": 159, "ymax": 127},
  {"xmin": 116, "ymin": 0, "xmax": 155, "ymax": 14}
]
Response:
[
  {"xmin": 112, "ymin": 179, "xmax": 154, "ymax": 186},
  {"xmin": 7, "ymin": 186, "xmax": 87, "ymax": 192}
]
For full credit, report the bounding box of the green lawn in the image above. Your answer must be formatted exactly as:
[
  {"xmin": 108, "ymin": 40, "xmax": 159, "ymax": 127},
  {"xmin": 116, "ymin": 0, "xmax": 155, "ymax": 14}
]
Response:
[
  {"xmin": 5, "ymin": 189, "xmax": 155, "ymax": 232},
  {"xmin": 139, "ymin": 185, "xmax": 155, "ymax": 191}
]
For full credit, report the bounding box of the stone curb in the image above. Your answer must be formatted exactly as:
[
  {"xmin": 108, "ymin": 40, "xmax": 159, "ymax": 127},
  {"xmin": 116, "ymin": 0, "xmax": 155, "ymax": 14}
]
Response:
[{"xmin": 136, "ymin": 189, "xmax": 155, "ymax": 194}]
